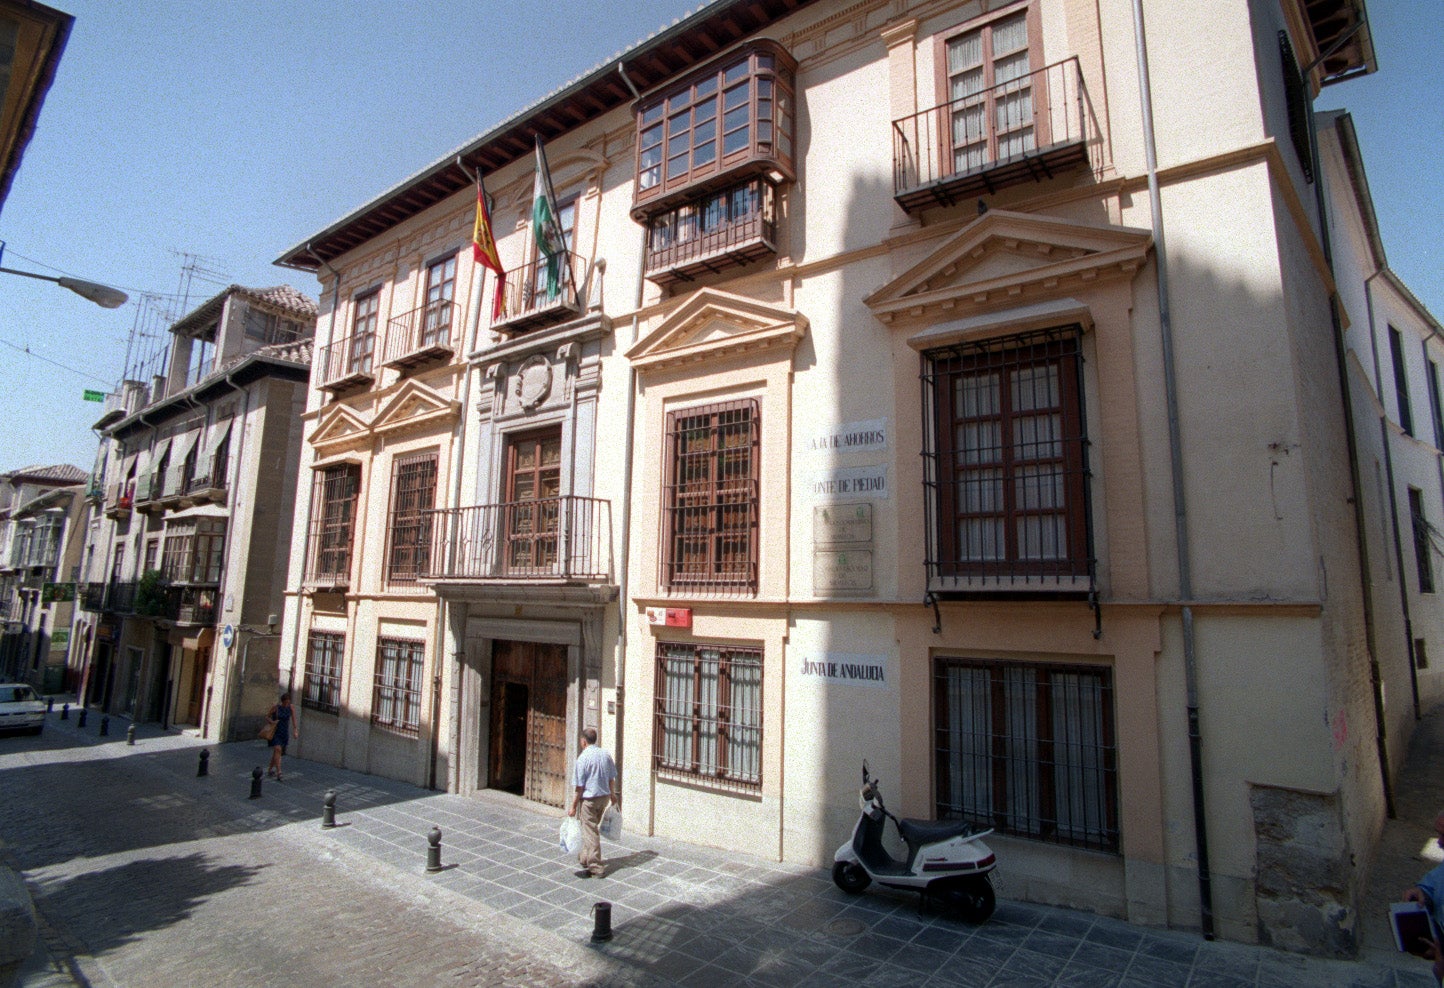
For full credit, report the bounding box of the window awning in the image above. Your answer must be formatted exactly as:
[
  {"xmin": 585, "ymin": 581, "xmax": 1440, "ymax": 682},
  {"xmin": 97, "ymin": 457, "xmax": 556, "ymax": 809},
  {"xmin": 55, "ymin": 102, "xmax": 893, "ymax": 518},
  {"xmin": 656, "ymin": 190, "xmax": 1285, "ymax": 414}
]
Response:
[{"xmin": 205, "ymin": 421, "xmax": 233, "ymax": 457}]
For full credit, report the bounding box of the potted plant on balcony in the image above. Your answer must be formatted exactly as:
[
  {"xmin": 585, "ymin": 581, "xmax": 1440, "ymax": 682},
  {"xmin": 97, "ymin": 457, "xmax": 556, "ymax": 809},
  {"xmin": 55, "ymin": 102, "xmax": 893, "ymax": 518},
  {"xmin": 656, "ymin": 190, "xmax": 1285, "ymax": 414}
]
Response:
[{"xmin": 134, "ymin": 569, "xmax": 168, "ymax": 617}]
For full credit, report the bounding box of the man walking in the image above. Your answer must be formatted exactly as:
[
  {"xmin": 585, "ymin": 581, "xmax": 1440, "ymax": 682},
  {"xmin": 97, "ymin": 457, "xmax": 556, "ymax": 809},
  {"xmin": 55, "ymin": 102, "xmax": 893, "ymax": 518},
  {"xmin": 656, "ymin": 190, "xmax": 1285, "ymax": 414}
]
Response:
[{"xmin": 568, "ymin": 727, "xmax": 618, "ymax": 877}]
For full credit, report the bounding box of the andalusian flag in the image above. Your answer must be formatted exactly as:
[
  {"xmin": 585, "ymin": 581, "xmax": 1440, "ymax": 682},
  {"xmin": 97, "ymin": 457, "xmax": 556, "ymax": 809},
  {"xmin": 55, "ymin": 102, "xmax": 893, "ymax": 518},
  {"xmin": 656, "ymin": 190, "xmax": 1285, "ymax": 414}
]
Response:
[
  {"xmin": 531, "ymin": 137, "xmax": 566, "ymax": 300},
  {"xmin": 471, "ymin": 176, "xmax": 505, "ymax": 319}
]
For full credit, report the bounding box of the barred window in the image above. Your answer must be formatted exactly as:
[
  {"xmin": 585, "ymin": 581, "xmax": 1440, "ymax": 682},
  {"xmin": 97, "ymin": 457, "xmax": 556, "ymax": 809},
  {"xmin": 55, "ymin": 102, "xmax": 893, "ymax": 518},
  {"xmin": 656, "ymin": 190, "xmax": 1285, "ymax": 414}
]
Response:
[
  {"xmin": 386, "ymin": 452, "xmax": 438, "ymax": 584},
  {"xmin": 663, "ymin": 399, "xmax": 759, "ymax": 594},
  {"xmin": 310, "ymin": 465, "xmax": 361, "ymax": 586},
  {"xmin": 303, "ymin": 632, "xmax": 344, "ymax": 715},
  {"xmin": 923, "ymin": 327, "xmax": 1090, "ymax": 585},
  {"xmin": 372, "ymin": 637, "xmax": 424, "ymax": 735},
  {"xmin": 654, "ymin": 641, "xmax": 762, "ymax": 791},
  {"xmin": 309, "ymin": 464, "xmax": 360, "ymax": 583},
  {"xmin": 934, "ymin": 657, "xmax": 1118, "ymax": 852}
]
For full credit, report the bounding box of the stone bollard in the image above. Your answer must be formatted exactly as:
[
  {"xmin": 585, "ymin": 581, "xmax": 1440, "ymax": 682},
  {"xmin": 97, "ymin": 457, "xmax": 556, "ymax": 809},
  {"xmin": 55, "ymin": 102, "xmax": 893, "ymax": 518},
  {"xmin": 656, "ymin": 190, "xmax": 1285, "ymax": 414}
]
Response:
[
  {"xmin": 60, "ymin": 703, "xmax": 68, "ymax": 721},
  {"xmin": 425, "ymin": 827, "xmax": 443, "ymax": 873},
  {"xmin": 590, "ymin": 901, "xmax": 614, "ymax": 942},
  {"xmin": 126, "ymin": 724, "xmax": 136, "ymax": 746},
  {"xmin": 45, "ymin": 697, "xmax": 53, "ymax": 714},
  {"xmin": 197, "ymin": 750, "xmax": 209, "ymax": 777},
  {"xmin": 322, "ymin": 789, "xmax": 337, "ymax": 829},
  {"xmin": 99, "ymin": 715, "xmax": 109, "ymax": 737},
  {"xmin": 76, "ymin": 708, "xmax": 87, "ymax": 729},
  {"xmin": 249, "ymin": 767, "xmax": 263, "ymax": 799}
]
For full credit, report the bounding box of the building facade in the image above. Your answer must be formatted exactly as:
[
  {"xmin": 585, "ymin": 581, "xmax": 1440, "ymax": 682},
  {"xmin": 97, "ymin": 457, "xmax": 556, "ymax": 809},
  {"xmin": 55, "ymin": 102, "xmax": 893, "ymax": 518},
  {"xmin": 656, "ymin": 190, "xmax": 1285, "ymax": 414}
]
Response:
[
  {"xmin": 275, "ymin": 0, "xmax": 1408, "ymax": 953},
  {"xmin": 76, "ymin": 285, "xmax": 315, "ymax": 736},
  {"xmin": 0, "ymin": 464, "xmax": 87, "ymax": 690}
]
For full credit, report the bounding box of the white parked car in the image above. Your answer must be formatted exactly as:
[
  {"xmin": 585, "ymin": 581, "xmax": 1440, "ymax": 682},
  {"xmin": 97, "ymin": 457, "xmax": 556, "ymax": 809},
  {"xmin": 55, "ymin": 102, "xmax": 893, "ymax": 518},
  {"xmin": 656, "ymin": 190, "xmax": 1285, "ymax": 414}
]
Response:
[{"xmin": 0, "ymin": 683, "xmax": 44, "ymax": 735}]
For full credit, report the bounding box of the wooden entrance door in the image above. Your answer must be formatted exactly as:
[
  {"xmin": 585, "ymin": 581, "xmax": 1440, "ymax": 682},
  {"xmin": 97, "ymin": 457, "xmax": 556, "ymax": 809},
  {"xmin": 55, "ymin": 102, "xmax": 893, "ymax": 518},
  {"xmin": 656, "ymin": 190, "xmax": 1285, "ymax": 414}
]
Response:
[
  {"xmin": 185, "ymin": 645, "xmax": 211, "ymax": 724},
  {"xmin": 488, "ymin": 640, "xmax": 568, "ymax": 807}
]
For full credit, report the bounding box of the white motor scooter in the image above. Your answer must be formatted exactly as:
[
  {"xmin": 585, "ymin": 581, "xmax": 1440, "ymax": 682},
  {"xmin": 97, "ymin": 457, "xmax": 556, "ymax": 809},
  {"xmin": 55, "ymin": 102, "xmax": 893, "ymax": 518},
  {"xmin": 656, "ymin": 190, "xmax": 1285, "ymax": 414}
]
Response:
[{"xmin": 832, "ymin": 761, "xmax": 997, "ymax": 922}]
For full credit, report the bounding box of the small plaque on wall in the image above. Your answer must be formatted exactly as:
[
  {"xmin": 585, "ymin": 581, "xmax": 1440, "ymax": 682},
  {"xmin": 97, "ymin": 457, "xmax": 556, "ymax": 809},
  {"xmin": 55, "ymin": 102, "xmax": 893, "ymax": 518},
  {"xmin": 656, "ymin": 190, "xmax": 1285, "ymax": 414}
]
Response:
[
  {"xmin": 814, "ymin": 502, "xmax": 872, "ymax": 544},
  {"xmin": 813, "ymin": 549, "xmax": 874, "ymax": 594}
]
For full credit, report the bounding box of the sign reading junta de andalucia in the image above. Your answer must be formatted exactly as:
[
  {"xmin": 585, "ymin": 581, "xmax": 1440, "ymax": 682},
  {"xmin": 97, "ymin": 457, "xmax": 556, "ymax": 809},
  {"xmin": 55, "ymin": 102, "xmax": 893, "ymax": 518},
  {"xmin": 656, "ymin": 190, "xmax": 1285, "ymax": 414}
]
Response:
[{"xmin": 798, "ymin": 651, "xmax": 891, "ymax": 688}]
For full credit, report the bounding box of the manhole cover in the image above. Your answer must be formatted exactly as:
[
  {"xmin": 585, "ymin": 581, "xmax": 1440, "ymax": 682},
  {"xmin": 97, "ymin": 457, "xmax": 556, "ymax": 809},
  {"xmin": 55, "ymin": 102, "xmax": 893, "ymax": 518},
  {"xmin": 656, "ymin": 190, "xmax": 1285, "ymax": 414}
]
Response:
[{"xmin": 825, "ymin": 918, "xmax": 867, "ymax": 937}]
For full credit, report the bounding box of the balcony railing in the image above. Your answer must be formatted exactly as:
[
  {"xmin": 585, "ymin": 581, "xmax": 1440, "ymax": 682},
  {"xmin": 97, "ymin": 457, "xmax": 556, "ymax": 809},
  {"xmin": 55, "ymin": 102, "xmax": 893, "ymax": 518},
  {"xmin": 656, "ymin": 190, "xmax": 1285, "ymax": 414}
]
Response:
[
  {"xmin": 168, "ymin": 584, "xmax": 218, "ymax": 625},
  {"xmin": 420, "ymin": 496, "xmax": 612, "ymax": 582},
  {"xmin": 106, "ymin": 581, "xmax": 137, "ymax": 614},
  {"xmin": 892, "ymin": 57, "xmax": 1095, "ymax": 213},
  {"xmin": 184, "ymin": 455, "xmax": 229, "ymax": 503},
  {"xmin": 383, "ymin": 300, "xmax": 459, "ymax": 368},
  {"xmin": 104, "ymin": 481, "xmax": 134, "ymax": 517},
  {"xmin": 643, "ymin": 178, "xmax": 778, "ymax": 287},
  {"xmin": 491, "ymin": 252, "xmax": 581, "ymax": 334},
  {"xmin": 306, "ymin": 523, "xmax": 352, "ymax": 587},
  {"xmin": 81, "ymin": 582, "xmax": 106, "ymax": 611},
  {"xmin": 317, "ymin": 332, "xmax": 377, "ymax": 391}
]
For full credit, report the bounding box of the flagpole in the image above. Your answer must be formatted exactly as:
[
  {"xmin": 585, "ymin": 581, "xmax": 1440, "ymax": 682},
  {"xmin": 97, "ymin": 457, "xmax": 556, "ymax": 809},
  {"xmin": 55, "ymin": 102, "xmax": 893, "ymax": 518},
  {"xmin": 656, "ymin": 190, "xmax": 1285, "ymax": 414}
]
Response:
[{"xmin": 534, "ymin": 136, "xmax": 575, "ymax": 308}]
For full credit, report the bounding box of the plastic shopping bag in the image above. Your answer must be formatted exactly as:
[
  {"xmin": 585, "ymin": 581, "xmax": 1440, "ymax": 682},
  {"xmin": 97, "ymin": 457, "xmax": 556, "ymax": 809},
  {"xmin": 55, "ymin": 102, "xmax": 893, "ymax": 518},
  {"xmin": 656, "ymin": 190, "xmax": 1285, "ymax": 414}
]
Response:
[
  {"xmin": 559, "ymin": 815, "xmax": 582, "ymax": 855},
  {"xmin": 599, "ymin": 805, "xmax": 622, "ymax": 842}
]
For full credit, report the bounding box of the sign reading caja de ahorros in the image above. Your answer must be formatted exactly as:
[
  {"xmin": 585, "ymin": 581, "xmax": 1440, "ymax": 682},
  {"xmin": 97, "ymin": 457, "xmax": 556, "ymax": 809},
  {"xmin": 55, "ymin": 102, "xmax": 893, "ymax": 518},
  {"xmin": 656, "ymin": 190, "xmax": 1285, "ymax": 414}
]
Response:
[{"xmin": 798, "ymin": 651, "xmax": 890, "ymax": 688}]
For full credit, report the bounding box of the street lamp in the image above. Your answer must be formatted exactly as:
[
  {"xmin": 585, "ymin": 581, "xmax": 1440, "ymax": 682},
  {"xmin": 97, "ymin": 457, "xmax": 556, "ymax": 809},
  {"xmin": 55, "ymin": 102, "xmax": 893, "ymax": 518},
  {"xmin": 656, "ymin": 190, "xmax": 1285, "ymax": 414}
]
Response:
[{"xmin": 0, "ymin": 264, "xmax": 128, "ymax": 308}]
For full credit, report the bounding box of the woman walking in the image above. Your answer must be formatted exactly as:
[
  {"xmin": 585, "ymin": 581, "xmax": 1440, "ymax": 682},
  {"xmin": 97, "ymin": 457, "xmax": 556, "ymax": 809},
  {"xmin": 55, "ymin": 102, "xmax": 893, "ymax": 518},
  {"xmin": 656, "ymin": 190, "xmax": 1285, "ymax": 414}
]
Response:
[{"xmin": 266, "ymin": 692, "xmax": 298, "ymax": 781}]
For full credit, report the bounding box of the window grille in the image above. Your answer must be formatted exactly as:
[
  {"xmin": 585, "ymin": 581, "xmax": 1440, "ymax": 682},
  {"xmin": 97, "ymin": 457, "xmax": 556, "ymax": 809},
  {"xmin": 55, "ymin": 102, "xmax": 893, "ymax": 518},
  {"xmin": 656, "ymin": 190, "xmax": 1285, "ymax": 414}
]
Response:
[
  {"xmin": 654, "ymin": 641, "xmax": 762, "ymax": 791},
  {"xmin": 934, "ymin": 656, "xmax": 1118, "ymax": 851},
  {"xmin": 303, "ymin": 632, "xmax": 344, "ymax": 714},
  {"xmin": 386, "ymin": 452, "xmax": 438, "ymax": 584},
  {"xmin": 662, "ymin": 398, "xmax": 759, "ymax": 595},
  {"xmin": 309, "ymin": 464, "xmax": 360, "ymax": 583},
  {"xmin": 372, "ymin": 637, "xmax": 423, "ymax": 735},
  {"xmin": 920, "ymin": 326, "xmax": 1093, "ymax": 588}
]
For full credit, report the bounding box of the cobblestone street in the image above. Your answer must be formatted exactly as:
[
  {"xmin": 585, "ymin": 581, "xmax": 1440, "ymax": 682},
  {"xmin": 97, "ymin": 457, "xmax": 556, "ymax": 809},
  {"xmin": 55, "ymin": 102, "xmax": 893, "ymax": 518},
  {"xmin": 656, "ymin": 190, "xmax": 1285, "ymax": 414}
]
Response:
[{"xmin": 2, "ymin": 709, "xmax": 1437, "ymax": 987}]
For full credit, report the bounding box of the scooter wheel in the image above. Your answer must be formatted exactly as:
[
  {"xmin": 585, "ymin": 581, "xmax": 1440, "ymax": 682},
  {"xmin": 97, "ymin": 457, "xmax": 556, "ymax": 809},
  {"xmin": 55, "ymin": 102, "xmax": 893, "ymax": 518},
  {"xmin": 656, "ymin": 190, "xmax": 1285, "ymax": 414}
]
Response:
[
  {"xmin": 940, "ymin": 876, "xmax": 995, "ymax": 923},
  {"xmin": 832, "ymin": 860, "xmax": 871, "ymax": 894}
]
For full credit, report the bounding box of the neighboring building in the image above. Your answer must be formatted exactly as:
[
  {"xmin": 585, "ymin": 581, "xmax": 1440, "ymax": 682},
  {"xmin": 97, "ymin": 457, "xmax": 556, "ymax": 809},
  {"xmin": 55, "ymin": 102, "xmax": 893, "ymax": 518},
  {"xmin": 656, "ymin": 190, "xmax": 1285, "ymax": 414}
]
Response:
[
  {"xmin": 0, "ymin": 463, "xmax": 86, "ymax": 689},
  {"xmin": 274, "ymin": 0, "xmax": 1410, "ymax": 954},
  {"xmin": 0, "ymin": 0, "xmax": 72, "ymax": 216},
  {"xmin": 75, "ymin": 285, "xmax": 315, "ymax": 735},
  {"xmin": 1320, "ymin": 109, "xmax": 1444, "ymax": 774}
]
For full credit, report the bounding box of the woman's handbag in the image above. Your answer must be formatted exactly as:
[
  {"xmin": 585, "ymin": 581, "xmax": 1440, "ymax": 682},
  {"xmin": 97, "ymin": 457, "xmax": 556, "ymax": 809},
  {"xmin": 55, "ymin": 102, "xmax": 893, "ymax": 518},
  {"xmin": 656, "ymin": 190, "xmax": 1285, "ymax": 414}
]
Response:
[{"xmin": 258, "ymin": 718, "xmax": 278, "ymax": 742}]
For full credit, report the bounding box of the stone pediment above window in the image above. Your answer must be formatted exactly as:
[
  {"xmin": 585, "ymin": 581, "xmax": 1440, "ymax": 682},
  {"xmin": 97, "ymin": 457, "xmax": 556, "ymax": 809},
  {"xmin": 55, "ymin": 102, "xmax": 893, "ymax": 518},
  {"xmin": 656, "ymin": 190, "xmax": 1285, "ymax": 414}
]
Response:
[
  {"xmin": 308, "ymin": 405, "xmax": 371, "ymax": 456},
  {"xmin": 371, "ymin": 380, "xmax": 459, "ymax": 439},
  {"xmin": 864, "ymin": 210, "xmax": 1152, "ymax": 326},
  {"xmin": 625, "ymin": 288, "xmax": 807, "ymax": 373}
]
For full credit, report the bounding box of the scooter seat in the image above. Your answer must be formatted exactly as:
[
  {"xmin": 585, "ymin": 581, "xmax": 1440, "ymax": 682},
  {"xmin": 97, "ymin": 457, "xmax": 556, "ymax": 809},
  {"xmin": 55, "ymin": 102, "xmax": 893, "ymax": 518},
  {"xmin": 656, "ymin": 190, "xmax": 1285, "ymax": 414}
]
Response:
[{"xmin": 898, "ymin": 817, "xmax": 974, "ymax": 847}]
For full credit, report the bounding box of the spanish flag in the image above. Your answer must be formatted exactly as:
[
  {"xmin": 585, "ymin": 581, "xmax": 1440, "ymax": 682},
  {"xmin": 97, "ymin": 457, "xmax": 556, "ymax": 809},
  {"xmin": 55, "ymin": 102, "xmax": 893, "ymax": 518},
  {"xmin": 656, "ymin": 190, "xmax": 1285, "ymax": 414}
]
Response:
[{"xmin": 472, "ymin": 177, "xmax": 506, "ymax": 319}]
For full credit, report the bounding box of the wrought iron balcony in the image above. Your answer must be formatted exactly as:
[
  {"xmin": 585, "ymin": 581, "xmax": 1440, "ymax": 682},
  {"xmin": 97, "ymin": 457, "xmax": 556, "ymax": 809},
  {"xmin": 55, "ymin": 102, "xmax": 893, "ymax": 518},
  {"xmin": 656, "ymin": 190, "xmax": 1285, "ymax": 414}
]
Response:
[
  {"xmin": 182, "ymin": 455, "xmax": 229, "ymax": 505},
  {"xmin": 81, "ymin": 582, "xmax": 106, "ymax": 612},
  {"xmin": 892, "ymin": 57, "xmax": 1095, "ymax": 213},
  {"xmin": 420, "ymin": 496, "xmax": 612, "ymax": 583},
  {"xmin": 317, "ymin": 332, "xmax": 377, "ymax": 392},
  {"xmin": 106, "ymin": 580, "xmax": 137, "ymax": 614},
  {"xmin": 643, "ymin": 178, "xmax": 778, "ymax": 287},
  {"xmin": 383, "ymin": 300, "xmax": 459, "ymax": 368},
  {"xmin": 103, "ymin": 482, "xmax": 134, "ymax": 519},
  {"xmin": 491, "ymin": 252, "xmax": 581, "ymax": 334}
]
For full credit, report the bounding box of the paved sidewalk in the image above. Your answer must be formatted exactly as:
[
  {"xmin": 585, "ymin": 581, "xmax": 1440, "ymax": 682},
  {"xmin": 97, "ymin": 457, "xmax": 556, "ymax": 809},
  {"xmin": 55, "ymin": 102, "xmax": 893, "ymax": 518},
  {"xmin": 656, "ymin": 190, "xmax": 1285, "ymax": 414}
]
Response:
[{"xmin": 18, "ymin": 707, "xmax": 1441, "ymax": 988}]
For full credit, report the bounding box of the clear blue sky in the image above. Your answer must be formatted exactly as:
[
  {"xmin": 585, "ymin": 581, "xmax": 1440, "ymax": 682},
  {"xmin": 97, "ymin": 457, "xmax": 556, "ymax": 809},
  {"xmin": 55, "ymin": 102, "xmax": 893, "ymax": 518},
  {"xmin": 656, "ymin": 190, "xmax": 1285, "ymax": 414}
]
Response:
[{"xmin": 0, "ymin": 1, "xmax": 1437, "ymax": 475}]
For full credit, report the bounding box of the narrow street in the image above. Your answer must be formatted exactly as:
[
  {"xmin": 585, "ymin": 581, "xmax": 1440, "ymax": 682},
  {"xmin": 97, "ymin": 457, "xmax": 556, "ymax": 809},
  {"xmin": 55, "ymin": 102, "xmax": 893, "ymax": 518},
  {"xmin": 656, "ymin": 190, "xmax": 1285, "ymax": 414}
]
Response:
[
  {"xmin": 0, "ymin": 719, "xmax": 620, "ymax": 987},
  {"xmin": 2, "ymin": 710, "xmax": 1437, "ymax": 988}
]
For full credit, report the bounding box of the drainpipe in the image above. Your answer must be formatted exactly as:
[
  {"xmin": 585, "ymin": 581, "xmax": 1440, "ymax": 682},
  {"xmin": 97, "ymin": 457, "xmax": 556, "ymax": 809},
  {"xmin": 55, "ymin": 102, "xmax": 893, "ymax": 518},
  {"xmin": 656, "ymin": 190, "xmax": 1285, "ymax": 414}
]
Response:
[
  {"xmin": 616, "ymin": 59, "xmax": 644, "ymax": 828},
  {"xmin": 1303, "ymin": 100, "xmax": 1394, "ymax": 815},
  {"xmin": 289, "ymin": 245, "xmax": 345, "ymax": 753},
  {"xmin": 215, "ymin": 369, "xmax": 255, "ymax": 739},
  {"xmin": 1130, "ymin": 0, "xmax": 1214, "ymax": 940}
]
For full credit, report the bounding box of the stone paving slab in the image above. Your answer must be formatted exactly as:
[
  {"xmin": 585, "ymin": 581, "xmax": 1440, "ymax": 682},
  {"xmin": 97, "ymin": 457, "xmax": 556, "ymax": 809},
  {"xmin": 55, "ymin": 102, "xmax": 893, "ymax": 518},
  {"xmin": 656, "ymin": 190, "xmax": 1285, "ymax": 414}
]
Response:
[{"xmin": 15, "ymin": 706, "xmax": 1441, "ymax": 988}]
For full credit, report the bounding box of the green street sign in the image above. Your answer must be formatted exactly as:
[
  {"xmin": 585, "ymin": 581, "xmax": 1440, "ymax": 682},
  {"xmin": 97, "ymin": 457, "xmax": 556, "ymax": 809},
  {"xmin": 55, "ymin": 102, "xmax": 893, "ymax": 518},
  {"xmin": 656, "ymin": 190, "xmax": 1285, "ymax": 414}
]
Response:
[{"xmin": 82, "ymin": 390, "xmax": 105, "ymax": 402}]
